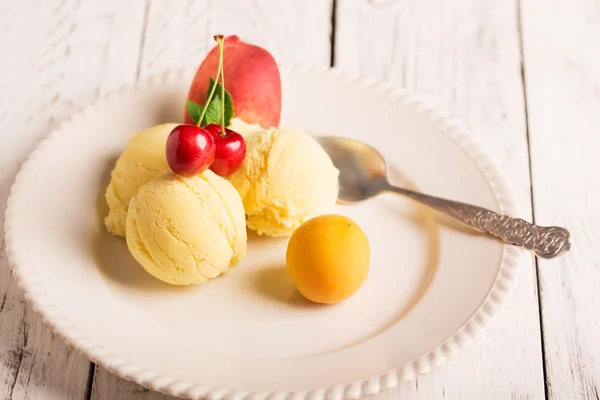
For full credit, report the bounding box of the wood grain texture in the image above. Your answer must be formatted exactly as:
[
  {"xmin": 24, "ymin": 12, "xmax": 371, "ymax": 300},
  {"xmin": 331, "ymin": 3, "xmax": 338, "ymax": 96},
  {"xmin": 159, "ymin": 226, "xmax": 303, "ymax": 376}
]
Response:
[
  {"xmin": 137, "ymin": 0, "xmax": 333, "ymax": 80},
  {"xmin": 90, "ymin": 367, "xmax": 174, "ymax": 400},
  {"xmin": 88, "ymin": 0, "xmax": 334, "ymax": 398},
  {"xmin": 0, "ymin": 0, "xmax": 148, "ymax": 399},
  {"xmin": 336, "ymin": 0, "xmax": 545, "ymax": 399},
  {"xmin": 521, "ymin": 0, "xmax": 600, "ymax": 398}
]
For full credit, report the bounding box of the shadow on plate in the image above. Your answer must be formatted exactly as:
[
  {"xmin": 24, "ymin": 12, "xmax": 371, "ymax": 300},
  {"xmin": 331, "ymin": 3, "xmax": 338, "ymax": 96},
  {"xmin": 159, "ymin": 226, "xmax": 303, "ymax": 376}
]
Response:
[
  {"xmin": 249, "ymin": 265, "xmax": 317, "ymax": 308},
  {"xmin": 389, "ymin": 162, "xmax": 490, "ymax": 237},
  {"xmin": 383, "ymin": 165, "xmax": 440, "ymax": 323},
  {"xmin": 92, "ymin": 230, "xmax": 197, "ymax": 293},
  {"xmin": 390, "ymin": 202, "xmax": 440, "ymax": 322},
  {"xmin": 344, "ymin": 164, "xmax": 441, "ymax": 336}
]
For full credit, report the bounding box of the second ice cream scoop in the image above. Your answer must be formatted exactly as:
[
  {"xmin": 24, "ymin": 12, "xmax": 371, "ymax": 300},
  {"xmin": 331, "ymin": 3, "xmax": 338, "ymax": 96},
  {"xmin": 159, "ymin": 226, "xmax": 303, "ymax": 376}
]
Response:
[{"xmin": 227, "ymin": 128, "xmax": 339, "ymax": 237}]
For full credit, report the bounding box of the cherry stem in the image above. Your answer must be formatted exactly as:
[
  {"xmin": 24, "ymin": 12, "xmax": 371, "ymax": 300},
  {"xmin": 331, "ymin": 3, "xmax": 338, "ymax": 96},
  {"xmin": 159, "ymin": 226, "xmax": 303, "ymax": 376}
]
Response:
[
  {"xmin": 196, "ymin": 34, "xmax": 224, "ymax": 127},
  {"xmin": 219, "ymin": 37, "xmax": 226, "ymax": 137}
]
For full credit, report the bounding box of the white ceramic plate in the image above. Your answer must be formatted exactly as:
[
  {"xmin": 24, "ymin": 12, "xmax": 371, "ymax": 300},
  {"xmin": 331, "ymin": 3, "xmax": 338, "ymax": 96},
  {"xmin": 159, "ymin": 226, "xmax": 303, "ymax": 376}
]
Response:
[{"xmin": 5, "ymin": 65, "xmax": 524, "ymax": 399}]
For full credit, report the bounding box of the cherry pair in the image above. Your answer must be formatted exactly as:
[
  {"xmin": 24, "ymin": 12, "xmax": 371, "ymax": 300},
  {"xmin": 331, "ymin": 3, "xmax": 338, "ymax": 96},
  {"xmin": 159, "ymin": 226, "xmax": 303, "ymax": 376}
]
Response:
[{"xmin": 166, "ymin": 124, "xmax": 245, "ymax": 177}]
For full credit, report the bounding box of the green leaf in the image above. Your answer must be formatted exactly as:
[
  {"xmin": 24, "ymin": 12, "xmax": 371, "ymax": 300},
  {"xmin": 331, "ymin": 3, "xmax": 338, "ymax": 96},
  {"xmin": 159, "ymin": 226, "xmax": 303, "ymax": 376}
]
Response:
[
  {"xmin": 187, "ymin": 78, "xmax": 235, "ymax": 126},
  {"xmin": 203, "ymin": 99, "xmax": 222, "ymax": 125},
  {"xmin": 205, "ymin": 77, "xmax": 235, "ymax": 126},
  {"xmin": 186, "ymin": 99, "xmax": 220, "ymax": 125},
  {"xmin": 186, "ymin": 100, "xmax": 203, "ymax": 124}
]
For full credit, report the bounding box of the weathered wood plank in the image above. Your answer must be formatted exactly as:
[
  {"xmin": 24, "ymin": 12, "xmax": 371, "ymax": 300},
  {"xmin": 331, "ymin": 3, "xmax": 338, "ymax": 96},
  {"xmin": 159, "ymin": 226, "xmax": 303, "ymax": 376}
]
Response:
[
  {"xmin": 137, "ymin": 0, "xmax": 333, "ymax": 80},
  {"xmin": 521, "ymin": 0, "xmax": 600, "ymax": 398},
  {"xmin": 336, "ymin": 0, "xmax": 544, "ymax": 399},
  {"xmin": 0, "ymin": 1, "xmax": 148, "ymax": 399}
]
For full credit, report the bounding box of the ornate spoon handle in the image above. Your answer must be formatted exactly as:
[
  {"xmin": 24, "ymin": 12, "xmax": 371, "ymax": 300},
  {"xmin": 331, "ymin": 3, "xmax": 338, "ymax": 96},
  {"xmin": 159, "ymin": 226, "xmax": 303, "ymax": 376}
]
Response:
[{"xmin": 385, "ymin": 184, "xmax": 571, "ymax": 259}]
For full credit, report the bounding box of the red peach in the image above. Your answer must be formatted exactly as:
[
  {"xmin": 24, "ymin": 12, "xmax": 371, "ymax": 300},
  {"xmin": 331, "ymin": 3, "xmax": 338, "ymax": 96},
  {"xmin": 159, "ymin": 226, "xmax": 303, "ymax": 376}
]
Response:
[{"xmin": 185, "ymin": 35, "xmax": 281, "ymax": 129}]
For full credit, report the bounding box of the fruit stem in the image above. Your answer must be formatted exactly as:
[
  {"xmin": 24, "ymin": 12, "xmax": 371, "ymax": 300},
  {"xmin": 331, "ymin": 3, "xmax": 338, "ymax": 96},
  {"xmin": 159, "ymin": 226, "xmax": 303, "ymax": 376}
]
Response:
[
  {"xmin": 196, "ymin": 34, "xmax": 225, "ymax": 127},
  {"xmin": 218, "ymin": 36, "xmax": 226, "ymax": 137}
]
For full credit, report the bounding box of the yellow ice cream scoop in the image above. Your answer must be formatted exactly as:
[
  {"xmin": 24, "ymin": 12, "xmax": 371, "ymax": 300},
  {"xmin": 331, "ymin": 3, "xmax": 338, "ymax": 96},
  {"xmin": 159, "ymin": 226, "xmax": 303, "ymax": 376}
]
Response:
[
  {"xmin": 126, "ymin": 169, "xmax": 247, "ymax": 285},
  {"xmin": 104, "ymin": 123, "xmax": 178, "ymax": 237},
  {"xmin": 227, "ymin": 128, "xmax": 339, "ymax": 237}
]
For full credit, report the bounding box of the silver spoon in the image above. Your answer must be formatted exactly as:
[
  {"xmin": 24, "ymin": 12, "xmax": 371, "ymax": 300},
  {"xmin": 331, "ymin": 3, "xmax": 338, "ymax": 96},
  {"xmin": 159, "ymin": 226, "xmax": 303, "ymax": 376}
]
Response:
[{"xmin": 317, "ymin": 136, "xmax": 571, "ymax": 259}]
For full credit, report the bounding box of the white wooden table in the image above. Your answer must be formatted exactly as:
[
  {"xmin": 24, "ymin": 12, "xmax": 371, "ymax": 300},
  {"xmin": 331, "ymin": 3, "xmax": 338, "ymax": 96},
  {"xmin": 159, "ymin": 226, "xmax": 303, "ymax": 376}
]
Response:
[{"xmin": 0, "ymin": 0, "xmax": 598, "ymax": 399}]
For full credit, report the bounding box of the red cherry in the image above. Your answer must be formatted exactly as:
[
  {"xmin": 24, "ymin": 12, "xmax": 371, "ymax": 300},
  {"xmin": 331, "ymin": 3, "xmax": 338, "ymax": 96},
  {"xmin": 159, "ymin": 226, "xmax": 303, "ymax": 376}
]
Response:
[
  {"xmin": 203, "ymin": 124, "xmax": 246, "ymax": 176},
  {"xmin": 165, "ymin": 124, "xmax": 216, "ymax": 177}
]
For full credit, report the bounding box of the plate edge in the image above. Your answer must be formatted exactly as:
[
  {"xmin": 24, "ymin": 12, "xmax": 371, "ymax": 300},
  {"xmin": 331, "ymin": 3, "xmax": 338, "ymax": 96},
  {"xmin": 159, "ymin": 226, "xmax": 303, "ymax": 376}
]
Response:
[{"xmin": 4, "ymin": 64, "xmax": 526, "ymax": 400}]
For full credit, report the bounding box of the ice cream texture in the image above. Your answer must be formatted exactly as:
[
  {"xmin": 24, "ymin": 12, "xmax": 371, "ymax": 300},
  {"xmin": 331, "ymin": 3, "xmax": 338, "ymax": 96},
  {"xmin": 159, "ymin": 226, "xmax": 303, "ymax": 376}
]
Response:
[
  {"xmin": 104, "ymin": 123, "xmax": 178, "ymax": 237},
  {"xmin": 228, "ymin": 117, "xmax": 264, "ymax": 137},
  {"xmin": 227, "ymin": 128, "xmax": 339, "ymax": 237},
  {"xmin": 104, "ymin": 120, "xmax": 259, "ymax": 238},
  {"xmin": 126, "ymin": 169, "xmax": 247, "ymax": 285}
]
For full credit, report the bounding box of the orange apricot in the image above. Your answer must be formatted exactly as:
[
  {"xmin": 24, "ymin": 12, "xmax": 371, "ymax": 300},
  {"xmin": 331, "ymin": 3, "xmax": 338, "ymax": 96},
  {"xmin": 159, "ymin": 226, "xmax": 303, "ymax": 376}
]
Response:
[{"xmin": 286, "ymin": 214, "xmax": 370, "ymax": 304}]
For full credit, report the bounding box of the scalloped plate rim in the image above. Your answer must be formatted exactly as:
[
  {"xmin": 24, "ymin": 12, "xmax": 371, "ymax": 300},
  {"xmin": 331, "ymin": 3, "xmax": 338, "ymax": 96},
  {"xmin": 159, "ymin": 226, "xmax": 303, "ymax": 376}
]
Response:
[{"xmin": 4, "ymin": 64, "xmax": 525, "ymax": 400}]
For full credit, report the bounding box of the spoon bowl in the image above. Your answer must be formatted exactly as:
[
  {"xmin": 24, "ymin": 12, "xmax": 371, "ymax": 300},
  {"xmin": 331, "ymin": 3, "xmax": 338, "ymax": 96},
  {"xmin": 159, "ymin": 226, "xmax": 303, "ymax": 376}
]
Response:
[{"xmin": 317, "ymin": 136, "xmax": 389, "ymax": 203}]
